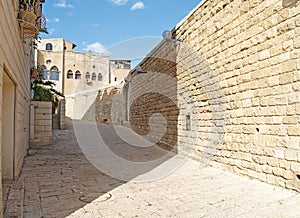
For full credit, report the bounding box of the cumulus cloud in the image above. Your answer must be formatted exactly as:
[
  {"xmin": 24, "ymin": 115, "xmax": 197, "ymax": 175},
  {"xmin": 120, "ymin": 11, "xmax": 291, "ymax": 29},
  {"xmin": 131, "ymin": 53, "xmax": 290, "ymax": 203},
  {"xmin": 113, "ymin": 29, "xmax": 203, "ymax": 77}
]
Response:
[
  {"xmin": 54, "ymin": 0, "xmax": 74, "ymax": 8},
  {"xmin": 131, "ymin": 2, "xmax": 145, "ymax": 10},
  {"xmin": 83, "ymin": 42, "xmax": 110, "ymax": 55},
  {"xmin": 109, "ymin": 0, "xmax": 128, "ymax": 6}
]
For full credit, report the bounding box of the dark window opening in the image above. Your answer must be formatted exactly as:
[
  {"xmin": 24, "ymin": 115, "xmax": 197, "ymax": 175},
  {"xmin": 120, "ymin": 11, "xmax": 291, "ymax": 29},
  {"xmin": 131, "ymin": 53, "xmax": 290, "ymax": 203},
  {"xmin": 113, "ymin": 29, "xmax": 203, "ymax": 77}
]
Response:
[
  {"xmin": 98, "ymin": 73, "xmax": 103, "ymax": 81},
  {"xmin": 85, "ymin": 72, "xmax": 90, "ymax": 80},
  {"xmin": 92, "ymin": 73, "xmax": 96, "ymax": 81},
  {"xmin": 46, "ymin": 43, "xmax": 53, "ymax": 51},
  {"xmin": 67, "ymin": 70, "xmax": 73, "ymax": 79},
  {"xmin": 75, "ymin": 71, "xmax": 81, "ymax": 79}
]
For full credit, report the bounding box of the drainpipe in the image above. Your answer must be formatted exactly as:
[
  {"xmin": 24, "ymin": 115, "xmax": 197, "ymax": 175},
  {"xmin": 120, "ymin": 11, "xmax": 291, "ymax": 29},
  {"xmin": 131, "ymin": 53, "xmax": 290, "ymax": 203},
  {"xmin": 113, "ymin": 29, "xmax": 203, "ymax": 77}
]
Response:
[
  {"xmin": 109, "ymin": 60, "xmax": 111, "ymax": 84},
  {"xmin": 62, "ymin": 42, "xmax": 66, "ymax": 95}
]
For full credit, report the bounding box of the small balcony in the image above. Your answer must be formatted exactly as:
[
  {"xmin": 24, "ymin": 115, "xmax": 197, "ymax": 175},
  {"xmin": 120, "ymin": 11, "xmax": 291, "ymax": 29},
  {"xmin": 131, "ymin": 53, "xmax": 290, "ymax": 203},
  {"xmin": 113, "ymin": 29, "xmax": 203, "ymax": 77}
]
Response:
[{"xmin": 18, "ymin": 0, "xmax": 46, "ymax": 37}]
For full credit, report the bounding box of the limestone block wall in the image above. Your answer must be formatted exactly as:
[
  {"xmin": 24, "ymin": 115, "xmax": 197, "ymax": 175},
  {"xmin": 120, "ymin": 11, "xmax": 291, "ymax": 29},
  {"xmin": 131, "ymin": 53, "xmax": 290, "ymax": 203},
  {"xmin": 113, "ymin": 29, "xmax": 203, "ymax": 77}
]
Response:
[
  {"xmin": 129, "ymin": 42, "xmax": 179, "ymax": 150},
  {"xmin": 65, "ymin": 91, "xmax": 98, "ymax": 120},
  {"xmin": 78, "ymin": 85, "xmax": 125, "ymax": 125},
  {"xmin": 30, "ymin": 101, "xmax": 52, "ymax": 147},
  {"xmin": 65, "ymin": 82, "xmax": 125, "ymax": 123},
  {"xmin": 0, "ymin": 0, "xmax": 35, "ymax": 197},
  {"xmin": 0, "ymin": 0, "xmax": 36, "ymax": 214},
  {"xmin": 174, "ymin": 0, "xmax": 300, "ymax": 191},
  {"xmin": 128, "ymin": 0, "xmax": 300, "ymax": 191}
]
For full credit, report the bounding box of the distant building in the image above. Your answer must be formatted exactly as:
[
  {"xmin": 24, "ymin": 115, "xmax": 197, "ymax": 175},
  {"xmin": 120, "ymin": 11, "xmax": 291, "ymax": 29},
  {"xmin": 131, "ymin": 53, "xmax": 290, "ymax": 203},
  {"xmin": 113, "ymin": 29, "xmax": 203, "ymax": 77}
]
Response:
[
  {"xmin": 110, "ymin": 60, "xmax": 131, "ymax": 83},
  {"xmin": 36, "ymin": 38, "xmax": 131, "ymax": 118}
]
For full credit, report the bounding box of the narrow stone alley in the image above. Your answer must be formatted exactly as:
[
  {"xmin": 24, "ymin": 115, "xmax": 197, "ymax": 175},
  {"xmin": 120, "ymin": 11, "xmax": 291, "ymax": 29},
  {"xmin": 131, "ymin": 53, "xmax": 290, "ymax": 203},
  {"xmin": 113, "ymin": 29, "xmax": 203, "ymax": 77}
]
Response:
[{"xmin": 3, "ymin": 120, "xmax": 300, "ymax": 218}]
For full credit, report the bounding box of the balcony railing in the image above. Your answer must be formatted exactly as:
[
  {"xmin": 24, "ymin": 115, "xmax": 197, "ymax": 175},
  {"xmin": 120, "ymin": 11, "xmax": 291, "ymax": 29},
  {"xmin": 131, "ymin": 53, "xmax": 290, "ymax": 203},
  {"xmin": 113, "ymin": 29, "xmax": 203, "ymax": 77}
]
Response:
[{"xmin": 18, "ymin": 0, "xmax": 46, "ymax": 36}]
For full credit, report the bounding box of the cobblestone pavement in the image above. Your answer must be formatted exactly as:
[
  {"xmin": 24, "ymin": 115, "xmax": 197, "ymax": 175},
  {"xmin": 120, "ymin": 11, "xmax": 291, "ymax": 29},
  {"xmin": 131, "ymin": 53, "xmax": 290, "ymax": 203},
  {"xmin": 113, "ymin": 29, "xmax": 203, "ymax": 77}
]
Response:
[{"xmin": 3, "ymin": 120, "xmax": 300, "ymax": 218}]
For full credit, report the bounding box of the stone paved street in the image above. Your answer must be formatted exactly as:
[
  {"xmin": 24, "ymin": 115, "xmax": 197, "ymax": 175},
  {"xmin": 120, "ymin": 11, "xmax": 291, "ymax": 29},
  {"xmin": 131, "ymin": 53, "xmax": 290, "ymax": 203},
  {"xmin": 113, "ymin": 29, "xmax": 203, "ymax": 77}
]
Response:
[{"xmin": 3, "ymin": 120, "xmax": 300, "ymax": 218}]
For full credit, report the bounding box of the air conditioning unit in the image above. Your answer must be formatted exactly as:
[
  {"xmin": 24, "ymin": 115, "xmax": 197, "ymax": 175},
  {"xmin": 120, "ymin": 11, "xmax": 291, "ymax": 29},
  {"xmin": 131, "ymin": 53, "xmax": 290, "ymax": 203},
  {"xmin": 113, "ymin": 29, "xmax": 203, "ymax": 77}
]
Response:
[{"xmin": 85, "ymin": 78, "xmax": 92, "ymax": 83}]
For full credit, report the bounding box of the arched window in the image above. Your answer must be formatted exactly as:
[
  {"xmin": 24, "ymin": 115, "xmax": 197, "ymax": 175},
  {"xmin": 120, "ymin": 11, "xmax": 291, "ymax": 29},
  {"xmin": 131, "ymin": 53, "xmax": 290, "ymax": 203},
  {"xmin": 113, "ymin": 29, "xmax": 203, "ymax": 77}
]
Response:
[
  {"xmin": 85, "ymin": 72, "xmax": 90, "ymax": 80},
  {"xmin": 75, "ymin": 71, "xmax": 81, "ymax": 79},
  {"xmin": 49, "ymin": 66, "xmax": 59, "ymax": 80},
  {"xmin": 46, "ymin": 43, "xmax": 53, "ymax": 51},
  {"xmin": 98, "ymin": 73, "xmax": 103, "ymax": 81},
  {"xmin": 92, "ymin": 73, "xmax": 96, "ymax": 81},
  {"xmin": 67, "ymin": 70, "xmax": 73, "ymax": 79},
  {"xmin": 40, "ymin": 65, "xmax": 48, "ymax": 80}
]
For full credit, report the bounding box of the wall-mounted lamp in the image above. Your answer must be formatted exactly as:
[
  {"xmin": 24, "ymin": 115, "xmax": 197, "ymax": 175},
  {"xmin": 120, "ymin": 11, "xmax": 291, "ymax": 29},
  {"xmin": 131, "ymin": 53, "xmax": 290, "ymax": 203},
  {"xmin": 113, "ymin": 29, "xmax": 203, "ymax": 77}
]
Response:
[
  {"xmin": 124, "ymin": 77, "xmax": 131, "ymax": 84},
  {"xmin": 136, "ymin": 65, "xmax": 148, "ymax": 74},
  {"xmin": 162, "ymin": 30, "xmax": 183, "ymax": 45}
]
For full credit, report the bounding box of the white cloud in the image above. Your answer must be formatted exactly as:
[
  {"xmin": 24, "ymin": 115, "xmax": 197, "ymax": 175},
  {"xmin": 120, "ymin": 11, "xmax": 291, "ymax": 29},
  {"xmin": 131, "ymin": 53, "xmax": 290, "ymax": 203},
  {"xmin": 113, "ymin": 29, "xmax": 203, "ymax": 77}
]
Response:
[
  {"xmin": 46, "ymin": 18, "xmax": 60, "ymax": 23},
  {"xmin": 54, "ymin": 0, "xmax": 74, "ymax": 8},
  {"xmin": 109, "ymin": 0, "xmax": 128, "ymax": 6},
  {"xmin": 83, "ymin": 42, "xmax": 110, "ymax": 55},
  {"xmin": 48, "ymin": 28, "xmax": 56, "ymax": 35},
  {"xmin": 131, "ymin": 2, "xmax": 145, "ymax": 10}
]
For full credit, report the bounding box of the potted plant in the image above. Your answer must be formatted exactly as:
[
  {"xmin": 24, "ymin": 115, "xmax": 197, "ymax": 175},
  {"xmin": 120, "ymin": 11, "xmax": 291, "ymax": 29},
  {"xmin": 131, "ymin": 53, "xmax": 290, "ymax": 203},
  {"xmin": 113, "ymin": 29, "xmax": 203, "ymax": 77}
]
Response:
[
  {"xmin": 30, "ymin": 67, "xmax": 38, "ymax": 78},
  {"xmin": 31, "ymin": 78, "xmax": 65, "ymax": 113},
  {"xmin": 18, "ymin": 0, "xmax": 38, "ymax": 24}
]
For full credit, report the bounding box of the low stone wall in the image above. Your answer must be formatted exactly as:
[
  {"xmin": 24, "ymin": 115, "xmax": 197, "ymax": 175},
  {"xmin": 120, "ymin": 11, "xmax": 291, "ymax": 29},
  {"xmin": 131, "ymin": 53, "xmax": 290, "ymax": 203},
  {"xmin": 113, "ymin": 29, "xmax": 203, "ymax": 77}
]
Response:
[{"xmin": 30, "ymin": 101, "xmax": 52, "ymax": 148}]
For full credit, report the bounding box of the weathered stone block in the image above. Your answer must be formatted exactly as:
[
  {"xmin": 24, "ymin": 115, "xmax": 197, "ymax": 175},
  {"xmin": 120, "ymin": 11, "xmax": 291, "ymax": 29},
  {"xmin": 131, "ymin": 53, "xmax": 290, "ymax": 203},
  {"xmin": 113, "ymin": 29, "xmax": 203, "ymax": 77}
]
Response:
[{"xmin": 285, "ymin": 149, "xmax": 298, "ymax": 161}]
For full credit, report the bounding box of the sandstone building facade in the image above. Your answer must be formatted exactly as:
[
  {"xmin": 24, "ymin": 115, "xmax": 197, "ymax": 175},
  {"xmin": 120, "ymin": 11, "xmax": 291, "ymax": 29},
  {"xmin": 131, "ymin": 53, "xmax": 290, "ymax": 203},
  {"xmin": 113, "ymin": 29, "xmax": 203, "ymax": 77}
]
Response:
[{"xmin": 37, "ymin": 38, "xmax": 130, "ymax": 118}]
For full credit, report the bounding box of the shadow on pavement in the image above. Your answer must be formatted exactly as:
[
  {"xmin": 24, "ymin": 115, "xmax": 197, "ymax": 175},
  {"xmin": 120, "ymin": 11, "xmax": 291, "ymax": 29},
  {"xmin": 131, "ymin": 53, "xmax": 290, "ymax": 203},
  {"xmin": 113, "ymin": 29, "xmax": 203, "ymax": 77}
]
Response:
[{"xmin": 3, "ymin": 118, "xmax": 180, "ymax": 217}]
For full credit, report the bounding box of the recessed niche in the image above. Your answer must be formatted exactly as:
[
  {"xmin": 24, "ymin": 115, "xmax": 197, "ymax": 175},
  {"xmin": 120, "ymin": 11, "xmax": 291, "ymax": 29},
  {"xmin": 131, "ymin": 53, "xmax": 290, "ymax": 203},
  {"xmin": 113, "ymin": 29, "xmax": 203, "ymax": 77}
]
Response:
[{"xmin": 186, "ymin": 115, "xmax": 191, "ymax": 131}]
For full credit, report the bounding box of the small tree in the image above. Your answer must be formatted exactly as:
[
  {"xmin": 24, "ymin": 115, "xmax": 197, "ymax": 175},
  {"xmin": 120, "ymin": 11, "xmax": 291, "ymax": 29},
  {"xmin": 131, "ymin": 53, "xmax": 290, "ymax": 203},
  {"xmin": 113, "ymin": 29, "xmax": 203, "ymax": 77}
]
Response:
[{"xmin": 31, "ymin": 66, "xmax": 64, "ymax": 113}]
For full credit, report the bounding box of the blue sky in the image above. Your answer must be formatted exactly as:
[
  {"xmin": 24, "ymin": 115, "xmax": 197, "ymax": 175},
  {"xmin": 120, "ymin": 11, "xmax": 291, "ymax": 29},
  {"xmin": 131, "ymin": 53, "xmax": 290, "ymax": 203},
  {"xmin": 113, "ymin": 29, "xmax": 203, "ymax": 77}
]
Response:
[{"xmin": 41, "ymin": 0, "xmax": 200, "ymax": 64}]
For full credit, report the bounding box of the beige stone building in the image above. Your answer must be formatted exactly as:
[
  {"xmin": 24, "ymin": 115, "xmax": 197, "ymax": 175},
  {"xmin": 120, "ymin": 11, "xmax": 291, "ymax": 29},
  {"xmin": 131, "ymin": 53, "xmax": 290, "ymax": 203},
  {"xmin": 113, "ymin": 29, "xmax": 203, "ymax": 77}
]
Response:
[
  {"xmin": 0, "ymin": 0, "xmax": 47, "ymax": 215},
  {"xmin": 37, "ymin": 38, "xmax": 110, "ymax": 96},
  {"xmin": 37, "ymin": 38, "xmax": 130, "ymax": 118}
]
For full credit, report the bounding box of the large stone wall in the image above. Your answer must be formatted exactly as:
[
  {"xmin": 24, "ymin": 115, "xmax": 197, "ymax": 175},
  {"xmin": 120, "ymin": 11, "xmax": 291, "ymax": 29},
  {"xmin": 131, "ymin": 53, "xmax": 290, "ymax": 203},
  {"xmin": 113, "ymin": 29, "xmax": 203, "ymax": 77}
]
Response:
[
  {"xmin": 128, "ymin": 0, "xmax": 300, "ymax": 191},
  {"xmin": 0, "ymin": 0, "xmax": 36, "ymax": 214},
  {"xmin": 129, "ymin": 42, "xmax": 179, "ymax": 150}
]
